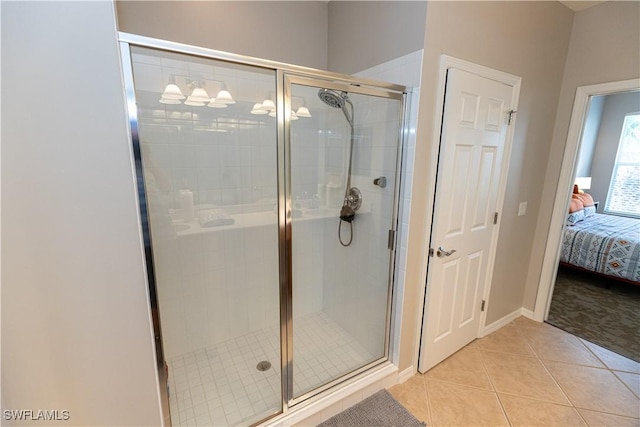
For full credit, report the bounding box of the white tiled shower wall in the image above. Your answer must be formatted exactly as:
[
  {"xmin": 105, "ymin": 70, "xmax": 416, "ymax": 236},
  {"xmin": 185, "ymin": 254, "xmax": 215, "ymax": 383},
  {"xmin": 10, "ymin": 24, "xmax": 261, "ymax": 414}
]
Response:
[
  {"xmin": 319, "ymin": 95, "xmax": 403, "ymax": 357},
  {"xmin": 133, "ymin": 50, "xmax": 280, "ymax": 208},
  {"xmin": 291, "ymin": 50, "xmax": 424, "ymax": 360}
]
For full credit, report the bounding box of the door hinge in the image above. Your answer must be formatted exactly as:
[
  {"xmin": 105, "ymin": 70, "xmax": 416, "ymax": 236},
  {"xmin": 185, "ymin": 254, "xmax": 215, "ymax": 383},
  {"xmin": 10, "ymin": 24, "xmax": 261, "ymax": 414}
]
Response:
[
  {"xmin": 508, "ymin": 110, "xmax": 517, "ymax": 125},
  {"xmin": 388, "ymin": 229, "xmax": 396, "ymax": 250},
  {"xmin": 481, "ymin": 300, "xmax": 486, "ymax": 311},
  {"xmin": 429, "ymin": 248, "xmax": 434, "ymax": 257},
  {"xmin": 493, "ymin": 212, "xmax": 499, "ymax": 225}
]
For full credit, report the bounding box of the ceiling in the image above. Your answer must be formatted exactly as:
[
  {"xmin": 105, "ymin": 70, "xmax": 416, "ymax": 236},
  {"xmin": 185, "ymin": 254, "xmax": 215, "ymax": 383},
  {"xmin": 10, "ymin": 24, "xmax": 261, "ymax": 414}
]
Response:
[{"xmin": 558, "ymin": 1, "xmax": 607, "ymax": 12}]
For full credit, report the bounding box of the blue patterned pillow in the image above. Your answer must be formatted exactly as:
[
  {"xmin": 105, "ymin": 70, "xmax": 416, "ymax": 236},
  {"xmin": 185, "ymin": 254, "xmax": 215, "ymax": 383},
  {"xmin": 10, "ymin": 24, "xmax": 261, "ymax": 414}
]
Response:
[
  {"xmin": 567, "ymin": 209, "xmax": 585, "ymax": 225},
  {"xmin": 584, "ymin": 205, "xmax": 596, "ymax": 217}
]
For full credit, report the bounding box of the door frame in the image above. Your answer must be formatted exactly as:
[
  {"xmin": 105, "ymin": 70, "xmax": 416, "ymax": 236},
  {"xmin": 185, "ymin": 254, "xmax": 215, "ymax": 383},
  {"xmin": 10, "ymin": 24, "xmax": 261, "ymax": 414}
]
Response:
[
  {"xmin": 533, "ymin": 78, "xmax": 640, "ymax": 321},
  {"xmin": 417, "ymin": 56, "xmax": 521, "ymax": 372}
]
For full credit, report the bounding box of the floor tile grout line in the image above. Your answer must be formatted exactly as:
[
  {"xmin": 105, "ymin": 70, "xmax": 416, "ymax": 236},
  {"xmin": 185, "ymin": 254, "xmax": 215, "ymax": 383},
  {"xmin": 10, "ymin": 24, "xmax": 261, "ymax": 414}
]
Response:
[
  {"xmin": 574, "ymin": 405, "xmax": 640, "ymax": 421},
  {"xmin": 425, "ymin": 376, "xmax": 512, "ymax": 426},
  {"xmin": 534, "ymin": 344, "xmax": 640, "ymax": 421},
  {"xmin": 498, "ymin": 321, "xmax": 589, "ymax": 413},
  {"xmin": 476, "ymin": 346, "xmax": 541, "ymax": 361},
  {"xmin": 511, "ymin": 321, "xmax": 542, "ymax": 360},
  {"xmin": 610, "ymin": 370, "xmax": 640, "ymax": 401},
  {"xmin": 493, "ymin": 392, "xmax": 514, "ymax": 426},
  {"xmin": 476, "ymin": 345, "xmax": 516, "ymax": 427},
  {"xmin": 580, "ymin": 337, "xmax": 640, "ymax": 375},
  {"xmin": 522, "ymin": 322, "xmax": 626, "ymax": 412},
  {"xmin": 420, "ymin": 374, "xmax": 434, "ymax": 427},
  {"xmin": 470, "ymin": 346, "xmax": 498, "ymax": 393},
  {"xmin": 533, "ymin": 350, "xmax": 580, "ymax": 410},
  {"xmin": 422, "ymin": 376, "xmax": 497, "ymax": 393},
  {"xmin": 517, "ymin": 322, "xmax": 610, "ymax": 369},
  {"xmin": 536, "ymin": 355, "xmax": 609, "ymax": 370},
  {"xmin": 493, "ymin": 390, "xmax": 584, "ymax": 407}
]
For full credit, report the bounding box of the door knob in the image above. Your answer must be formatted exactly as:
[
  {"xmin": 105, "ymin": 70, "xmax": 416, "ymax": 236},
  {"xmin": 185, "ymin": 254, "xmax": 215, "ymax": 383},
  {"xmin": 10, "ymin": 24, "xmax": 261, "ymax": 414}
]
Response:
[{"xmin": 437, "ymin": 246, "xmax": 457, "ymax": 257}]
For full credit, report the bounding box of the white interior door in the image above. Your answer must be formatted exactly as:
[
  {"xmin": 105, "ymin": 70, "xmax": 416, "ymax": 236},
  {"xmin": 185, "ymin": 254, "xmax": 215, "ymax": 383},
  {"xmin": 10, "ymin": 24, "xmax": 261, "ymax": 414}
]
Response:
[{"xmin": 419, "ymin": 67, "xmax": 517, "ymax": 371}]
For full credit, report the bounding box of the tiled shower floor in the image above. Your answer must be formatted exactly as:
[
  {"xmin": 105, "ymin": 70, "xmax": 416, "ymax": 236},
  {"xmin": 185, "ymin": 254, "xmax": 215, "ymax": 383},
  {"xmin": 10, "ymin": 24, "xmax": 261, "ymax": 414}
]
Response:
[{"xmin": 167, "ymin": 311, "xmax": 373, "ymax": 426}]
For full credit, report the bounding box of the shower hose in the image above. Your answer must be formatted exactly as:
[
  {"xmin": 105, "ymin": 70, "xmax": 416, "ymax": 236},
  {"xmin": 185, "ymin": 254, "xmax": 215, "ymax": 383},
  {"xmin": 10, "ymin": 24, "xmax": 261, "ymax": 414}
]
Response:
[{"xmin": 338, "ymin": 219, "xmax": 353, "ymax": 247}]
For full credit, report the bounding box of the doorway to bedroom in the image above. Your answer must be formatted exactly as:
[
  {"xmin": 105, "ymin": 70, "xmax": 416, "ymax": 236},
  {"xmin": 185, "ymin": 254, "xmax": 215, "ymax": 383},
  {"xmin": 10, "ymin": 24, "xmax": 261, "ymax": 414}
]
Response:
[{"xmin": 540, "ymin": 82, "xmax": 640, "ymax": 363}]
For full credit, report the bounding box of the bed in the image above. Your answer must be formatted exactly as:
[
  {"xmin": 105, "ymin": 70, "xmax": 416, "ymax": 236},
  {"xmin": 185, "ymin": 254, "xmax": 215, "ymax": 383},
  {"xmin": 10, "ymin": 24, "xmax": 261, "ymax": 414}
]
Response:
[{"xmin": 560, "ymin": 212, "xmax": 640, "ymax": 284}]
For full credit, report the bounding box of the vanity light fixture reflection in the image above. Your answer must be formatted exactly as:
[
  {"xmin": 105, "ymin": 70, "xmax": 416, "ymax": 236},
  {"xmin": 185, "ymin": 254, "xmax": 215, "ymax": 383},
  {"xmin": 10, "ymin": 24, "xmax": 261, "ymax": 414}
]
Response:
[
  {"xmin": 159, "ymin": 77, "xmax": 234, "ymax": 109},
  {"xmin": 252, "ymin": 98, "xmax": 311, "ymax": 118},
  {"xmin": 295, "ymin": 106, "xmax": 312, "ymax": 117},
  {"xmin": 250, "ymin": 103, "xmax": 268, "ymax": 114},
  {"xmin": 215, "ymin": 89, "xmax": 235, "ymax": 104},
  {"xmin": 160, "ymin": 83, "xmax": 185, "ymax": 101}
]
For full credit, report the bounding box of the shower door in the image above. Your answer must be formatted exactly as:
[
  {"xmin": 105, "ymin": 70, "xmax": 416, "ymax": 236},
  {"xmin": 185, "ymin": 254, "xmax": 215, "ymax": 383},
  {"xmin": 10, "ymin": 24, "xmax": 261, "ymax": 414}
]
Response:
[
  {"xmin": 123, "ymin": 43, "xmax": 283, "ymax": 427},
  {"xmin": 285, "ymin": 76, "xmax": 404, "ymax": 402}
]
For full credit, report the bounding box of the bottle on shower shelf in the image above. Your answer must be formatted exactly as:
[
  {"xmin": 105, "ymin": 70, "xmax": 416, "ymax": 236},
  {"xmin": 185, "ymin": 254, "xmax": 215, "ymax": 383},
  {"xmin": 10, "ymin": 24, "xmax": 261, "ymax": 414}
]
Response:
[{"xmin": 179, "ymin": 188, "xmax": 194, "ymax": 222}]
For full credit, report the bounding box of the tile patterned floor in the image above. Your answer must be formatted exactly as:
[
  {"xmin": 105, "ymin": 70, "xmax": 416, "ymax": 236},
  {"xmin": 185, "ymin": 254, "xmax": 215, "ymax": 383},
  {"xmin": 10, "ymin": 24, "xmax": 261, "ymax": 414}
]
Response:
[
  {"xmin": 167, "ymin": 311, "xmax": 372, "ymax": 426},
  {"xmin": 390, "ymin": 317, "xmax": 640, "ymax": 426}
]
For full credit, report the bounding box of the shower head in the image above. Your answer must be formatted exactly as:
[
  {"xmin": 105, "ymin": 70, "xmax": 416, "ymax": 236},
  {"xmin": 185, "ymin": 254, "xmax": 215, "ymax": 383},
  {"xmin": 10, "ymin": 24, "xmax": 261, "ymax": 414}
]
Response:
[
  {"xmin": 318, "ymin": 88, "xmax": 347, "ymax": 109},
  {"xmin": 318, "ymin": 88, "xmax": 353, "ymax": 128}
]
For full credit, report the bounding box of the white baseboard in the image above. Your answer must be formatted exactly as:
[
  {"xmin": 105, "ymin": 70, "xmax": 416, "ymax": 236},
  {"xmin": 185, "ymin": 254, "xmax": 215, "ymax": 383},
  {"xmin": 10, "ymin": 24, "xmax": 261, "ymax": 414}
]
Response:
[
  {"xmin": 481, "ymin": 308, "xmax": 523, "ymax": 336},
  {"xmin": 398, "ymin": 366, "xmax": 415, "ymax": 384},
  {"xmin": 520, "ymin": 308, "xmax": 536, "ymax": 320}
]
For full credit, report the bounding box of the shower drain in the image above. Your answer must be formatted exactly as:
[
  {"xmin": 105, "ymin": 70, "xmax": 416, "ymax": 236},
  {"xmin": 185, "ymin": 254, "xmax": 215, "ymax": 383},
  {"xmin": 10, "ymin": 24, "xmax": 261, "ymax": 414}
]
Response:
[{"xmin": 256, "ymin": 361, "xmax": 271, "ymax": 372}]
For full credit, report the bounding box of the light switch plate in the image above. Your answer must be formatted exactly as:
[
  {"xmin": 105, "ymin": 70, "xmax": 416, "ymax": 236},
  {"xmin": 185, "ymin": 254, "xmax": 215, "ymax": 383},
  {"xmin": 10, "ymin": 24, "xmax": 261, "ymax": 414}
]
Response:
[{"xmin": 518, "ymin": 202, "xmax": 527, "ymax": 216}]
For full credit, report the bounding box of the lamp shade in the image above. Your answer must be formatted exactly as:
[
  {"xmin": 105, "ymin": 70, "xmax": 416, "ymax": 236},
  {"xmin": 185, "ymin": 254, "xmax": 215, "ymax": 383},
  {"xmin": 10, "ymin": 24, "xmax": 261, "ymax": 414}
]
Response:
[
  {"xmin": 296, "ymin": 106, "xmax": 311, "ymax": 118},
  {"xmin": 215, "ymin": 90, "xmax": 235, "ymax": 104},
  {"xmin": 261, "ymin": 99, "xmax": 276, "ymax": 111},
  {"xmin": 188, "ymin": 87, "xmax": 211, "ymax": 102},
  {"xmin": 161, "ymin": 83, "xmax": 185, "ymax": 100},
  {"xmin": 250, "ymin": 103, "xmax": 268, "ymax": 115},
  {"xmin": 575, "ymin": 177, "xmax": 592, "ymax": 190}
]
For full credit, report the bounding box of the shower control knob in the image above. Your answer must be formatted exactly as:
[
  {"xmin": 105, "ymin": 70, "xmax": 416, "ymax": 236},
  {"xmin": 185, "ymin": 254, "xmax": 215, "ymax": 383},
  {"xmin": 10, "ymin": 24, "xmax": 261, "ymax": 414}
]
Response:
[{"xmin": 373, "ymin": 177, "xmax": 387, "ymax": 188}]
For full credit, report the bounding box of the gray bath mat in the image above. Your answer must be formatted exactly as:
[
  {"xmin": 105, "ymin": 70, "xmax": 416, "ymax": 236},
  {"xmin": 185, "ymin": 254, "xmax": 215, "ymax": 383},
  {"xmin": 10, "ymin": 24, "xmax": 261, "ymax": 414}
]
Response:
[{"xmin": 317, "ymin": 389, "xmax": 425, "ymax": 427}]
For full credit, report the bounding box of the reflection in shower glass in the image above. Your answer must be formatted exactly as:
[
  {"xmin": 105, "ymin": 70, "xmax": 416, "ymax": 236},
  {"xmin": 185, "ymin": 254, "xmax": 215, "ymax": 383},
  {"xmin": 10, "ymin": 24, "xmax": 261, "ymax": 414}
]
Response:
[
  {"xmin": 290, "ymin": 83, "xmax": 402, "ymax": 399},
  {"xmin": 129, "ymin": 46, "xmax": 281, "ymax": 426}
]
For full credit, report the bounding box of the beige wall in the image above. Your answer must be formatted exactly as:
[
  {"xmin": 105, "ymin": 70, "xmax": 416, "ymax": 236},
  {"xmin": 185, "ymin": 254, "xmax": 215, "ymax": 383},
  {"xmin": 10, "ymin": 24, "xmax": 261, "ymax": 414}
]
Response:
[
  {"xmin": 327, "ymin": 1, "xmax": 427, "ymax": 74},
  {"xmin": 1, "ymin": 2, "xmax": 162, "ymax": 425},
  {"xmin": 524, "ymin": 1, "xmax": 640, "ymax": 311},
  {"xmin": 400, "ymin": 1, "xmax": 574, "ymax": 370},
  {"xmin": 116, "ymin": 1, "xmax": 429, "ymax": 75},
  {"xmin": 116, "ymin": 1, "xmax": 329, "ymax": 69}
]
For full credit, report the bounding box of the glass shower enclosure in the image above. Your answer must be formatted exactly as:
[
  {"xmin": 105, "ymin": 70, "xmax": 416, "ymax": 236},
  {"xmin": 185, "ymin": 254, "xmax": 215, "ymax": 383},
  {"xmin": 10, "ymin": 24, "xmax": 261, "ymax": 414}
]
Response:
[{"xmin": 120, "ymin": 33, "xmax": 405, "ymax": 426}]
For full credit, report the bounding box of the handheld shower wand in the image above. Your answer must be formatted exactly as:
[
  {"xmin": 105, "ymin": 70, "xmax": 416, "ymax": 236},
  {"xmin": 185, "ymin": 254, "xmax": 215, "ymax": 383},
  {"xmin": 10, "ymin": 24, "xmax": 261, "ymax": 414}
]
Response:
[{"xmin": 318, "ymin": 89, "xmax": 360, "ymax": 246}]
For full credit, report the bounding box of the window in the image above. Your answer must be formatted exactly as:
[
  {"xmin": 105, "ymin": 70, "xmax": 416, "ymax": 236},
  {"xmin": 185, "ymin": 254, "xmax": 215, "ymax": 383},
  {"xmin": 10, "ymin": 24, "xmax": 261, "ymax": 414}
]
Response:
[{"xmin": 605, "ymin": 113, "xmax": 640, "ymax": 217}]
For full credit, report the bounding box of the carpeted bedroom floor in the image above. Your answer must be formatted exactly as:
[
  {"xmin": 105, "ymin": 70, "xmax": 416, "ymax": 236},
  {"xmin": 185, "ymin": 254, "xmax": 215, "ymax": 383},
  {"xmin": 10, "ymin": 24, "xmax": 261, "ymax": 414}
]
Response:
[{"xmin": 547, "ymin": 265, "xmax": 640, "ymax": 362}]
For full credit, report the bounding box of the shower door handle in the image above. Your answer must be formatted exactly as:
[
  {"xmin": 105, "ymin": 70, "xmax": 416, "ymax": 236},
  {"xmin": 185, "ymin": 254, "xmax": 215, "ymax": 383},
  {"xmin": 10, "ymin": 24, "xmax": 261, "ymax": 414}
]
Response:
[{"xmin": 437, "ymin": 246, "xmax": 456, "ymax": 258}]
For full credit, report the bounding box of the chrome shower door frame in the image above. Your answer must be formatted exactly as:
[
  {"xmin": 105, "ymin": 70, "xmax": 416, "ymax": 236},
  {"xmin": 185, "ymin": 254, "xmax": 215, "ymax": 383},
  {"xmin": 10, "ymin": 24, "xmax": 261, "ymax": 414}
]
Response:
[
  {"xmin": 282, "ymin": 73, "xmax": 406, "ymax": 407},
  {"xmin": 118, "ymin": 31, "xmax": 407, "ymax": 423}
]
